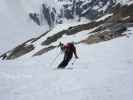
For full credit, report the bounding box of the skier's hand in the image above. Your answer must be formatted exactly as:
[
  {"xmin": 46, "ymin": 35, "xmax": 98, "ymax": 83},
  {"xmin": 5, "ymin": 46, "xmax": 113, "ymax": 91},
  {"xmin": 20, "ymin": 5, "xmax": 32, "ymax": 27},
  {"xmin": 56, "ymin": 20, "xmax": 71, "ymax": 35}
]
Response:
[{"xmin": 58, "ymin": 42, "xmax": 63, "ymax": 47}]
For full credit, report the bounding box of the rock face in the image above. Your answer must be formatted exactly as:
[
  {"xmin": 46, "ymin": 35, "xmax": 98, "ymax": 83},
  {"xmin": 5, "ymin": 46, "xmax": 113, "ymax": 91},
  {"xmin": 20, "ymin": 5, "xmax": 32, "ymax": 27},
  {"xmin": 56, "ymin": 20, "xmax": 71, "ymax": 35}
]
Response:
[
  {"xmin": 108, "ymin": 3, "xmax": 133, "ymax": 23},
  {"xmin": 29, "ymin": 0, "xmax": 115, "ymax": 27},
  {"xmin": 6, "ymin": 44, "xmax": 34, "ymax": 60},
  {"xmin": 33, "ymin": 46, "xmax": 56, "ymax": 57},
  {"xmin": 81, "ymin": 26, "xmax": 127, "ymax": 44},
  {"xmin": 81, "ymin": 3, "xmax": 133, "ymax": 44}
]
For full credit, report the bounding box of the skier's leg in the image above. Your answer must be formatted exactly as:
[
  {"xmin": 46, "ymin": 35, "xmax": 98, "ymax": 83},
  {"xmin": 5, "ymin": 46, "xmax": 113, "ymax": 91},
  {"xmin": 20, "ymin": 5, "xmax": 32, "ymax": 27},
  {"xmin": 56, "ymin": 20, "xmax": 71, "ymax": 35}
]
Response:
[
  {"xmin": 57, "ymin": 59, "xmax": 69, "ymax": 68},
  {"xmin": 57, "ymin": 54, "xmax": 73, "ymax": 69}
]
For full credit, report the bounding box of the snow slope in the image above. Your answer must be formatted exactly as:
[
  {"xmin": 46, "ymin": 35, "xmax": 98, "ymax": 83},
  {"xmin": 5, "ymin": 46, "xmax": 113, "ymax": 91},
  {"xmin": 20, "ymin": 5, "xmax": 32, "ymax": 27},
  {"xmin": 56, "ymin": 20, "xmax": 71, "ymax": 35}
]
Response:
[
  {"xmin": 0, "ymin": 28, "xmax": 133, "ymax": 100},
  {"xmin": 0, "ymin": 0, "xmax": 49, "ymax": 53},
  {"xmin": 0, "ymin": 1, "xmax": 133, "ymax": 100}
]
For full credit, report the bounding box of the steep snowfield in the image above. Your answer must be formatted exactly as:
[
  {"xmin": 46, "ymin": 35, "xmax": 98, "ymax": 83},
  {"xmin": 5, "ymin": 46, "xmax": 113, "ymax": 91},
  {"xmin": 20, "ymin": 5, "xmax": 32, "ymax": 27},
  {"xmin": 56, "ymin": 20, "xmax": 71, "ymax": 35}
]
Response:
[
  {"xmin": 0, "ymin": 27, "xmax": 133, "ymax": 100},
  {"xmin": 0, "ymin": 0, "xmax": 49, "ymax": 53}
]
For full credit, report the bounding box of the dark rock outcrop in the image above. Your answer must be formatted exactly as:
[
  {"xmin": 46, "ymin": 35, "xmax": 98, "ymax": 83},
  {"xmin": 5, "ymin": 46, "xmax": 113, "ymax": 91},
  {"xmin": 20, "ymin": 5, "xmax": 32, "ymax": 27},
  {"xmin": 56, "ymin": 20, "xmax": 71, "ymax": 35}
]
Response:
[
  {"xmin": 29, "ymin": 0, "xmax": 115, "ymax": 27},
  {"xmin": 81, "ymin": 27, "xmax": 126, "ymax": 44},
  {"xmin": 33, "ymin": 46, "xmax": 56, "ymax": 56},
  {"xmin": 29, "ymin": 13, "xmax": 40, "ymax": 25},
  {"xmin": 6, "ymin": 44, "xmax": 34, "ymax": 60},
  {"xmin": 41, "ymin": 19, "xmax": 109, "ymax": 45}
]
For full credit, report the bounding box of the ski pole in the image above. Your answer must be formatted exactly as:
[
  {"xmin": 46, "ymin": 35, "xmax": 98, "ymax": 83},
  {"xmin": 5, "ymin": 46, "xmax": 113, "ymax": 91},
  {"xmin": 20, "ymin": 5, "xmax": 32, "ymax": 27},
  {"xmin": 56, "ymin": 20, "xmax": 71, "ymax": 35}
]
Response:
[{"xmin": 49, "ymin": 52, "xmax": 61, "ymax": 67}]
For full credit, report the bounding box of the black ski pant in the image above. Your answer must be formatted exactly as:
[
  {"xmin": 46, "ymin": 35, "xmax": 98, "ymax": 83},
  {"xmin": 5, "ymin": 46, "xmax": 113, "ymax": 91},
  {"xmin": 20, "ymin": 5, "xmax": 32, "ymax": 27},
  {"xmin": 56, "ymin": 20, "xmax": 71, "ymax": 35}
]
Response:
[{"xmin": 58, "ymin": 54, "xmax": 72, "ymax": 68}]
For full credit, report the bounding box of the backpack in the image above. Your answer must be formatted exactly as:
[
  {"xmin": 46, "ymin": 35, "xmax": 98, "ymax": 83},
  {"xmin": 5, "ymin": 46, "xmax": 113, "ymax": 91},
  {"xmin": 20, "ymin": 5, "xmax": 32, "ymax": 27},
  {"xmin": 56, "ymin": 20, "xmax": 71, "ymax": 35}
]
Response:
[{"xmin": 64, "ymin": 43, "xmax": 75, "ymax": 52}]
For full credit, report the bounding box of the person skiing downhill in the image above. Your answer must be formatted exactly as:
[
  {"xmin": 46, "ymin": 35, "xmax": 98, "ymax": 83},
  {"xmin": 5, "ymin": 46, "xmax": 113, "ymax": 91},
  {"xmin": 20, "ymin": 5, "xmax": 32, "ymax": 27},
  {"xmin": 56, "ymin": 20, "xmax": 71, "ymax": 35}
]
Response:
[{"xmin": 57, "ymin": 42, "xmax": 79, "ymax": 69}]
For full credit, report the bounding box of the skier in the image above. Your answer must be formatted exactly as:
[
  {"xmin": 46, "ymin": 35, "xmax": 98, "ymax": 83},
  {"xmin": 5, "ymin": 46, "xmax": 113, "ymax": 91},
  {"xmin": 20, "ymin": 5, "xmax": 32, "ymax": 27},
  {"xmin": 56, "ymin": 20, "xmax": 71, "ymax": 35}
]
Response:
[{"xmin": 57, "ymin": 42, "xmax": 79, "ymax": 69}]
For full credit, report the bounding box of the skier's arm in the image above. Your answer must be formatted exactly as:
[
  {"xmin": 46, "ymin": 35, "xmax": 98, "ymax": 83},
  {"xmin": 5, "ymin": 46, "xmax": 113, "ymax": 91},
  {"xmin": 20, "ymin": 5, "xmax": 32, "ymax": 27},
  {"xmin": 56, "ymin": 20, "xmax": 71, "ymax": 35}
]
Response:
[{"xmin": 59, "ymin": 43, "xmax": 65, "ymax": 53}]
